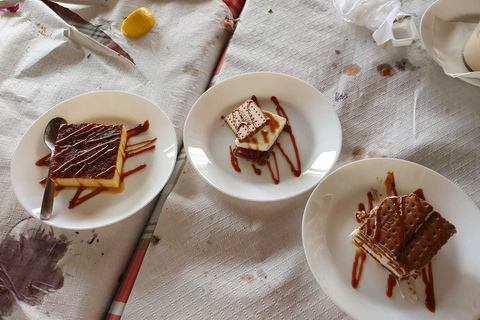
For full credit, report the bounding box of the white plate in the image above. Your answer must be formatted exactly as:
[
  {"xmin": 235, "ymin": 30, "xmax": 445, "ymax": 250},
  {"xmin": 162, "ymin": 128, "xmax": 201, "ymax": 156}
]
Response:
[
  {"xmin": 11, "ymin": 91, "xmax": 177, "ymax": 230},
  {"xmin": 302, "ymin": 158, "xmax": 480, "ymax": 320},
  {"xmin": 421, "ymin": 0, "xmax": 480, "ymax": 87},
  {"xmin": 183, "ymin": 72, "xmax": 342, "ymax": 202}
]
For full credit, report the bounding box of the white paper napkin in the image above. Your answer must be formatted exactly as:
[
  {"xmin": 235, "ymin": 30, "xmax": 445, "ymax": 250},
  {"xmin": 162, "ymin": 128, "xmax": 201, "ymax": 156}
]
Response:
[{"xmin": 432, "ymin": 17, "xmax": 480, "ymax": 78}]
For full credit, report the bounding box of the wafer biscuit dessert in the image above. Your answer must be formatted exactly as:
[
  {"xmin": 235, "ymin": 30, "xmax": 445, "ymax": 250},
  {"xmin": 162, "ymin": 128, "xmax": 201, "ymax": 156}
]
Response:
[
  {"xmin": 350, "ymin": 193, "xmax": 456, "ymax": 301},
  {"xmin": 225, "ymin": 100, "xmax": 286, "ymax": 165},
  {"xmin": 49, "ymin": 123, "xmax": 127, "ymax": 188}
]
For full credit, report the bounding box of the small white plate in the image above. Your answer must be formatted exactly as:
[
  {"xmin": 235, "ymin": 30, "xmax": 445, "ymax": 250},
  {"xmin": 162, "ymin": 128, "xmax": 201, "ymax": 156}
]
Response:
[
  {"xmin": 302, "ymin": 158, "xmax": 480, "ymax": 320},
  {"xmin": 11, "ymin": 91, "xmax": 177, "ymax": 230},
  {"xmin": 183, "ymin": 72, "xmax": 342, "ymax": 202},
  {"xmin": 421, "ymin": 0, "xmax": 480, "ymax": 87}
]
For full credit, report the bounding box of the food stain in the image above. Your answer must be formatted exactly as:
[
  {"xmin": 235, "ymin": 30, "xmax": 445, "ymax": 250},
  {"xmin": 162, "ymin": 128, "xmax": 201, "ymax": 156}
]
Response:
[
  {"xmin": 352, "ymin": 146, "xmax": 365, "ymax": 160},
  {"xmin": 0, "ymin": 220, "xmax": 70, "ymax": 316},
  {"xmin": 342, "ymin": 64, "xmax": 361, "ymax": 76},
  {"xmin": 377, "ymin": 63, "xmax": 395, "ymax": 77},
  {"xmin": 395, "ymin": 58, "xmax": 420, "ymax": 72},
  {"xmin": 335, "ymin": 92, "xmax": 348, "ymax": 102}
]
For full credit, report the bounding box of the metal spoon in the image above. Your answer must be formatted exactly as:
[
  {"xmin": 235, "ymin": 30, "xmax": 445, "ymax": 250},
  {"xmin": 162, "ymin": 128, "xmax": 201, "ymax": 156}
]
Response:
[{"xmin": 40, "ymin": 117, "xmax": 67, "ymax": 220}]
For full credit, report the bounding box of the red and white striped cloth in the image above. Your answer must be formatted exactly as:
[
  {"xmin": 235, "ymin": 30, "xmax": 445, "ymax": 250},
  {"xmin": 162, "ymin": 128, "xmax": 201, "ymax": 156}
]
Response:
[{"xmin": 106, "ymin": 1, "xmax": 246, "ymax": 319}]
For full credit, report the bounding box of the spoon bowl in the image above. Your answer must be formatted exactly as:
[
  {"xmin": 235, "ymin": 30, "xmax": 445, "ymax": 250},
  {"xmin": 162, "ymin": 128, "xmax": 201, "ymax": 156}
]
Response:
[{"xmin": 40, "ymin": 117, "xmax": 67, "ymax": 220}]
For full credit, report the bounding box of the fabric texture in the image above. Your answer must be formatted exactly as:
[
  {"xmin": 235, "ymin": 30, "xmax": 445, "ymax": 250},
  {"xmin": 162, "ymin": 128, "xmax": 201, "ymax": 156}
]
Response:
[
  {"xmin": 0, "ymin": 0, "xmax": 231, "ymax": 318},
  {"xmin": 124, "ymin": 0, "xmax": 479, "ymax": 319}
]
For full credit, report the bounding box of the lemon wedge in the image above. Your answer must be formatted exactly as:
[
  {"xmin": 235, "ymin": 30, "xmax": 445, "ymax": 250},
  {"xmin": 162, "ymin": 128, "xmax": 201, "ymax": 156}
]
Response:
[{"xmin": 121, "ymin": 7, "xmax": 155, "ymax": 37}]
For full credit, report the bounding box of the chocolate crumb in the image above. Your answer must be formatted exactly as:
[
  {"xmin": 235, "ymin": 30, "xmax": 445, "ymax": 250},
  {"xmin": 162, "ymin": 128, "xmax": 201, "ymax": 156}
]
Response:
[
  {"xmin": 101, "ymin": 252, "xmax": 104, "ymax": 256},
  {"xmin": 75, "ymin": 231, "xmax": 79, "ymax": 234},
  {"xmin": 335, "ymin": 50, "xmax": 341, "ymax": 55}
]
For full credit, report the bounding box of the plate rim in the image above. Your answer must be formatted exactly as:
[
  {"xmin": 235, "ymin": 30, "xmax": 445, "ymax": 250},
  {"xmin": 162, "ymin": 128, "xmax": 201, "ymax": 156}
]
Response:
[
  {"xmin": 10, "ymin": 90, "xmax": 178, "ymax": 230},
  {"xmin": 183, "ymin": 71, "xmax": 343, "ymax": 202},
  {"xmin": 301, "ymin": 157, "xmax": 479, "ymax": 320}
]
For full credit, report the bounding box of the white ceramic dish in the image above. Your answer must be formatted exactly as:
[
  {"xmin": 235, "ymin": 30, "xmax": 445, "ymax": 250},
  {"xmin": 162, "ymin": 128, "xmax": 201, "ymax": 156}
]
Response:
[
  {"xmin": 183, "ymin": 72, "xmax": 342, "ymax": 202},
  {"xmin": 11, "ymin": 91, "xmax": 177, "ymax": 230},
  {"xmin": 302, "ymin": 158, "xmax": 480, "ymax": 320},
  {"xmin": 421, "ymin": 0, "xmax": 480, "ymax": 87}
]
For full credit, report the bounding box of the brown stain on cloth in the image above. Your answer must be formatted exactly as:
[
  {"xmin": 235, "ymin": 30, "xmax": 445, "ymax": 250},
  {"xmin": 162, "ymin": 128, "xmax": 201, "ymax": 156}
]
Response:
[
  {"xmin": 377, "ymin": 63, "xmax": 395, "ymax": 77},
  {"xmin": 342, "ymin": 64, "xmax": 361, "ymax": 76},
  {"xmin": 0, "ymin": 220, "xmax": 70, "ymax": 316}
]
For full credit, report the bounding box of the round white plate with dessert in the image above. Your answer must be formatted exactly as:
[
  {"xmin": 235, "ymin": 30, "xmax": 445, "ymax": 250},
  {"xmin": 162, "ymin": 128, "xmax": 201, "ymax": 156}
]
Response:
[
  {"xmin": 421, "ymin": 0, "xmax": 480, "ymax": 87},
  {"xmin": 302, "ymin": 158, "xmax": 480, "ymax": 320},
  {"xmin": 11, "ymin": 91, "xmax": 177, "ymax": 230},
  {"xmin": 183, "ymin": 72, "xmax": 342, "ymax": 202}
]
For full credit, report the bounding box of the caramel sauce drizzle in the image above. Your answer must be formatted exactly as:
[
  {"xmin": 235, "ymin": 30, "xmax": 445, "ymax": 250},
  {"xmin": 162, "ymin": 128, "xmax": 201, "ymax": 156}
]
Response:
[
  {"xmin": 413, "ymin": 188, "xmax": 425, "ymax": 200},
  {"xmin": 271, "ymin": 96, "xmax": 301, "ymax": 177},
  {"xmin": 251, "ymin": 95, "xmax": 259, "ymax": 106},
  {"xmin": 261, "ymin": 130, "xmax": 269, "ymax": 143},
  {"xmin": 35, "ymin": 154, "xmax": 50, "ymax": 167},
  {"xmin": 367, "ymin": 191, "xmax": 374, "ymax": 212},
  {"xmin": 386, "ymin": 274, "xmax": 397, "ymax": 298},
  {"xmin": 229, "ymin": 145, "xmax": 241, "ymax": 172},
  {"xmin": 264, "ymin": 112, "xmax": 280, "ymax": 133},
  {"xmin": 398, "ymin": 196, "xmax": 406, "ymax": 249},
  {"xmin": 422, "ymin": 262, "xmax": 436, "ymax": 313},
  {"xmin": 127, "ymin": 120, "xmax": 149, "ymax": 138},
  {"xmin": 69, "ymin": 187, "xmax": 106, "ymax": 209},
  {"xmin": 351, "ymin": 247, "xmax": 366, "ymax": 289},
  {"xmin": 121, "ymin": 164, "xmax": 147, "ymax": 181},
  {"xmin": 251, "ymin": 164, "xmax": 261, "ymax": 176},
  {"xmin": 385, "ymin": 171, "xmax": 398, "ymax": 196},
  {"xmin": 266, "ymin": 151, "xmax": 279, "ymax": 184}
]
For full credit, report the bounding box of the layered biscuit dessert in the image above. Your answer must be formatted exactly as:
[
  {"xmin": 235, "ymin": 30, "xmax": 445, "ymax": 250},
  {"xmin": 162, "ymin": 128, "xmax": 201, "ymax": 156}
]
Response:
[
  {"xmin": 49, "ymin": 123, "xmax": 127, "ymax": 188},
  {"xmin": 225, "ymin": 99, "xmax": 286, "ymax": 165},
  {"xmin": 350, "ymin": 193, "xmax": 456, "ymax": 301}
]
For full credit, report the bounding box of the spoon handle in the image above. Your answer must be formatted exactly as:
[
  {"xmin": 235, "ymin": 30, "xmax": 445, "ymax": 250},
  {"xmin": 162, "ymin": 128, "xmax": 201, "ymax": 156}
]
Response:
[{"xmin": 40, "ymin": 165, "xmax": 55, "ymax": 220}]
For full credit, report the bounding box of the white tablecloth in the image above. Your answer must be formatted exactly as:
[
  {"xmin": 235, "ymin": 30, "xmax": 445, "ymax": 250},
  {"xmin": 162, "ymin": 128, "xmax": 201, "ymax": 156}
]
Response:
[
  {"xmin": 0, "ymin": 0, "xmax": 231, "ymax": 318},
  {"xmin": 124, "ymin": 0, "xmax": 479, "ymax": 319}
]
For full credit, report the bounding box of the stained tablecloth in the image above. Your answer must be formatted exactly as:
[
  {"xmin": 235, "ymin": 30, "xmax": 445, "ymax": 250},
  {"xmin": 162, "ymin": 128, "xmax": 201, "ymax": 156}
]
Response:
[
  {"xmin": 0, "ymin": 0, "xmax": 231, "ymax": 318},
  {"xmin": 123, "ymin": 0, "xmax": 480, "ymax": 319}
]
